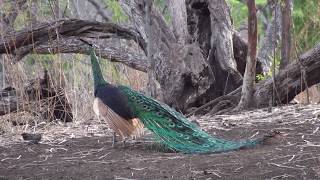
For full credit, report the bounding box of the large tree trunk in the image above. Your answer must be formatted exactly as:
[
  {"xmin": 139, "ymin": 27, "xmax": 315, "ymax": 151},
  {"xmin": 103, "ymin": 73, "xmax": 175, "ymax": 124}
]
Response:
[
  {"xmin": 237, "ymin": 0, "xmax": 258, "ymax": 110},
  {"xmin": 120, "ymin": 0, "xmax": 214, "ymax": 111},
  {"xmin": 280, "ymin": 0, "xmax": 293, "ymax": 70},
  {"xmin": 187, "ymin": 0, "xmax": 243, "ymax": 93},
  {"xmin": 1, "ymin": 0, "xmax": 318, "ymax": 115},
  {"xmin": 120, "ymin": 0, "xmax": 282, "ymax": 112},
  {"xmin": 168, "ymin": 0, "xmax": 189, "ymax": 44},
  {"xmin": 257, "ymin": 2, "xmax": 281, "ymax": 75},
  {"xmin": 118, "ymin": 0, "xmax": 249, "ymax": 112}
]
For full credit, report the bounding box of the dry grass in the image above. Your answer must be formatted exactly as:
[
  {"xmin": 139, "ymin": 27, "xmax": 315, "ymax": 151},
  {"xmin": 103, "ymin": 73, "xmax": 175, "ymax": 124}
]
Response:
[
  {"xmin": 0, "ymin": 104, "xmax": 319, "ymax": 179},
  {"xmin": 0, "ymin": 0, "xmax": 147, "ymax": 139},
  {"xmin": 0, "ymin": 49, "xmax": 147, "ymax": 139}
]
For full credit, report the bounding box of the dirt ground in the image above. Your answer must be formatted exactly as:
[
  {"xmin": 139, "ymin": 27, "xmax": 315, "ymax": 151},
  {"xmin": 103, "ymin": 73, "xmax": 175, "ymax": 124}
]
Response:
[{"xmin": 0, "ymin": 104, "xmax": 320, "ymax": 180}]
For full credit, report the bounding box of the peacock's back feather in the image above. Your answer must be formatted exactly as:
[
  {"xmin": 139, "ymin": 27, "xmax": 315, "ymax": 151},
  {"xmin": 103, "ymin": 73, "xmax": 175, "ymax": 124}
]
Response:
[{"xmin": 119, "ymin": 85, "xmax": 263, "ymax": 154}]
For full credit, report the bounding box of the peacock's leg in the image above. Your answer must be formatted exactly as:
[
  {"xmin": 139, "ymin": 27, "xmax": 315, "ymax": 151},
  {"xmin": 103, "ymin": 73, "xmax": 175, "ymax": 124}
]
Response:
[
  {"xmin": 112, "ymin": 131, "xmax": 116, "ymax": 147},
  {"xmin": 122, "ymin": 138, "xmax": 126, "ymax": 147}
]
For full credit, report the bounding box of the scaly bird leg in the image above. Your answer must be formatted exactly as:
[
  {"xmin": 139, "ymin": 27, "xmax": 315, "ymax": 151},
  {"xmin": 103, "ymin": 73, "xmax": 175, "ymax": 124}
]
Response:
[
  {"xmin": 112, "ymin": 131, "xmax": 116, "ymax": 147},
  {"xmin": 122, "ymin": 138, "xmax": 126, "ymax": 147}
]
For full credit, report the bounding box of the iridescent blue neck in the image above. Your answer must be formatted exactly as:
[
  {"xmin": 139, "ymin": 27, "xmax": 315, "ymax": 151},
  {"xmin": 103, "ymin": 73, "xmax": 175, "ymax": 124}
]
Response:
[{"xmin": 90, "ymin": 47, "xmax": 108, "ymax": 89}]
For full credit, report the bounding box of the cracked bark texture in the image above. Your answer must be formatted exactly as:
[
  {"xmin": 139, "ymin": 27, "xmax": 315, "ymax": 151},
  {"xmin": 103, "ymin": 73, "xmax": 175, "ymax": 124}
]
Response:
[
  {"xmin": 120, "ymin": 0, "xmax": 214, "ymax": 110},
  {"xmin": 254, "ymin": 43, "xmax": 320, "ymax": 107},
  {"xmin": 0, "ymin": 0, "xmax": 254, "ymax": 112},
  {"xmin": 1, "ymin": 0, "xmax": 318, "ymax": 114},
  {"xmin": 186, "ymin": 0, "xmax": 243, "ymax": 104},
  {"xmin": 237, "ymin": 0, "xmax": 258, "ymax": 110},
  {"xmin": 257, "ymin": 2, "xmax": 281, "ymax": 75}
]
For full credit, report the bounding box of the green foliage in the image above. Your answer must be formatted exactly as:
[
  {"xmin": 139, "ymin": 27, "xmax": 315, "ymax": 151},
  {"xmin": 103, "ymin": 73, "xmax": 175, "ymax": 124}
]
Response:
[
  {"xmin": 25, "ymin": 54, "xmax": 55, "ymax": 68},
  {"xmin": 14, "ymin": 11, "xmax": 30, "ymax": 31},
  {"xmin": 0, "ymin": 2, "xmax": 12, "ymax": 15},
  {"xmin": 103, "ymin": 0, "xmax": 128, "ymax": 23},
  {"xmin": 227, "ymin": 0, "xmax": 267, "ymax": 39},
  {"xmin": 154, "ymin": 0, "xmax": 171, "ymax": 23},
  {"xmin": 292, "ymin": 0, "xmax": 320, "ymax": 52},
  {"xmin": 37, "ymin": 0, "xmax": 53, "ymax": 17},
  {"xmin": 256, "ymin": 73, "xmax": 266, "ymax": 81},
  {"xmin": 100, "ymin": 57, "xmax": 123, "ymax": 84},
  {"xmin": 227, "ymin": 0, "xmax": 248, "ymax": 28},
  {"xmin": 228, "ymin": 0, "xmax": 320, "ymax": 53},
  {"xmin": 13, "ymin": 0, "xmax": 71, "ymax": 30}
]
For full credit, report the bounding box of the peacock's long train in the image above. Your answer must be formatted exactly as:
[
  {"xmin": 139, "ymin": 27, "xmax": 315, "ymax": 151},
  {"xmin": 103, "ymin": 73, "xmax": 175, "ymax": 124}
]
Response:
[{"xmin": 87, "ymin": 43, "xmax": 273, "ymax": 154}]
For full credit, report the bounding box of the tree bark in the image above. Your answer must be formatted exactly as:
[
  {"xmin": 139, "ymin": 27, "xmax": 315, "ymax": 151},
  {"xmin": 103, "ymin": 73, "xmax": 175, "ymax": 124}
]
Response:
[
  {"xmin": 168, "ymin": 0, "xmax": 189, "ymax": 44},
  {"xmin": 280, "ymin": 0, "xmax": 293, "ymax": 70},
  {"xmin": 189, "ymin": 42, "xmax": 320, "ymax": 115},
  {"xmin": 0, "ymin": 0, "xmax": 260, "ymax": 112},
  {"xmin": 236, "ymin": 0, "xmax": 258, "ymax": 110},
  {"xmin": 257, "ymin": 2, "xmax": 281, "ymax": 75},
  {"xmin": 120, "ymin": 0, "xmax": 214, "ymax": 111},
  {"xmin": 1, "ymin": 0, "xmax": 317, "ymax": 115},
  {"xmin": 184, "ymin": 0, "xmax": 243, "ymax": 108},
  {"xmin": 254, "ymin": 43, "xmax": 320, "ymax": 107},
  {"xmin": 0, "ymin": 19, "xmax": 146, "ymax": 55},
  {"xmin": 144, "ymin": 0, "xmax": 158, "ymax": 98}
]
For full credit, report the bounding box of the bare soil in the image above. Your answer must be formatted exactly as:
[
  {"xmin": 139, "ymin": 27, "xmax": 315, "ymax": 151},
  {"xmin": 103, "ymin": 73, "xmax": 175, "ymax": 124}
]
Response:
[{"xmin": 0, "ymin": 104, "xmax": 320, "ymax": 180}]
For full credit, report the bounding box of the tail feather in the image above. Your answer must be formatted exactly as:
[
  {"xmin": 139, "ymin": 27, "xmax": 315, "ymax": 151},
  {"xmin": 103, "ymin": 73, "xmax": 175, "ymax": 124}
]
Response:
[{"xmin": 119, "ymin": 86, "xmax": 276, "ymax": 154}]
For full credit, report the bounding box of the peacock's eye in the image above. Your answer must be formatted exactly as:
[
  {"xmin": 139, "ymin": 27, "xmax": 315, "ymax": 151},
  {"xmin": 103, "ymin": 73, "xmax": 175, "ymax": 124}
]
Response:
[
  {"xmin": 192, "ymin": 132, "xmax": 200, "ymax": 136},
  {"xmin": 143, "ymin": 105, "xmax": 148, "ymax": 109},
  {"xmin": 167, "ymin": 118, "xmax": 173, "ymax": 123},
  {"xmin": 202, "ymin": 144, "xmax": 210, "ymax": 148},
  {"xmin": 177, "ymin": 124, "xmax": 183, "ymax": 128},
  {"xmin": 169, "ymin": 122, "xmax": 175, "ymax": 127},
  {"xmin": 156, "ymin": 111, "xmax": 163, "ymax": 116}
]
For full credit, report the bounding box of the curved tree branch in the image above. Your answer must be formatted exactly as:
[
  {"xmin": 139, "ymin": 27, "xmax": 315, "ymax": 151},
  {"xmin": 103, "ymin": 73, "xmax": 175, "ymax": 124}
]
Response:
[
  {"xmin": 13, "ymin": 37, "xmax": 148, "ymax": 72},
  {"xmin": 0, "ymin": 19, "xmax": 147, "ymax": 55}
]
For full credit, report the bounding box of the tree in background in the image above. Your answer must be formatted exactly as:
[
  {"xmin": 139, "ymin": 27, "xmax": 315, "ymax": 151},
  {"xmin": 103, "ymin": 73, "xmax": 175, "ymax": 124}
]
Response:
[
  {"xmin": 0, "ymin": 0, "xmax": 320, "ymax": 116},
  {"xmin": 236, "ymin": 0, "xmax": 257, "ymax": 110}
]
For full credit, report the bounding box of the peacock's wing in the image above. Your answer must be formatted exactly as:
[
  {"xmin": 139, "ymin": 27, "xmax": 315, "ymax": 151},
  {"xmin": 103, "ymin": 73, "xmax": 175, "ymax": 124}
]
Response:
[
  {"xmin": 118, "ymin": 86, "xmax": 257, "ymax": 154},
  {"xmin": 93, "ymin": 97, "xmax": 138, "ymax": 138}
]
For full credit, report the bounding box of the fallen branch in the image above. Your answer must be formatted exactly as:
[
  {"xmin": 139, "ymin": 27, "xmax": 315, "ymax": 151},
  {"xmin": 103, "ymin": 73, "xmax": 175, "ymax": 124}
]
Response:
[{"xmin": 192, "ymin": 43, "xmax": 320, "ymax": 115}]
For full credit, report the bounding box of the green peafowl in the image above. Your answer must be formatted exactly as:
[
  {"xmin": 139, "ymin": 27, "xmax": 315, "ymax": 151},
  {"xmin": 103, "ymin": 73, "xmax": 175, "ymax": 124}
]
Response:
[{"xmin": 86, "ymin": 42, "xmax": 275, "ymax": 154}]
